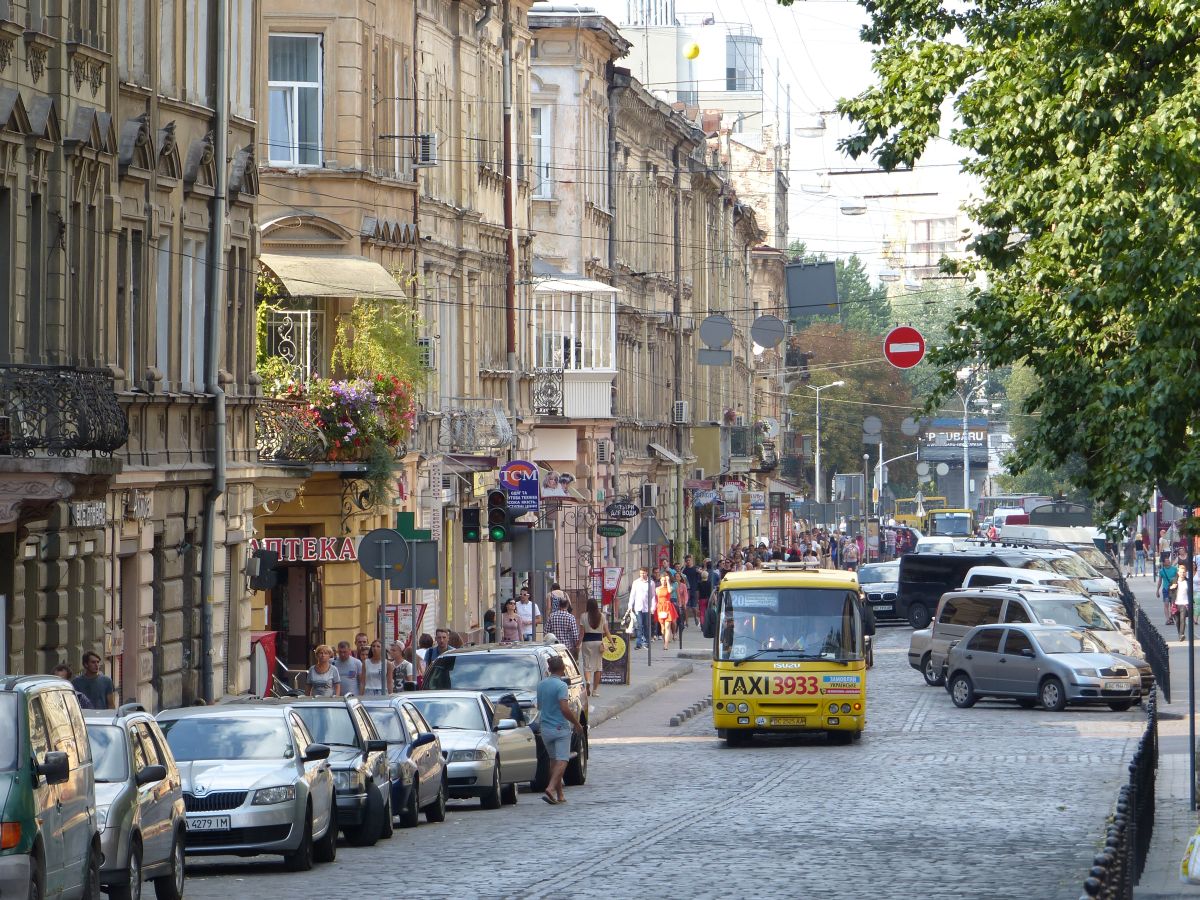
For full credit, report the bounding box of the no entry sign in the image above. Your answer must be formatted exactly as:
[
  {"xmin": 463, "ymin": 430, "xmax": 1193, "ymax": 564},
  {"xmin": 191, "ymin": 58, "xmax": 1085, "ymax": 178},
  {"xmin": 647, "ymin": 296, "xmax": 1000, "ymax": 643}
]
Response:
[{"xmin": 883, "ymin": 326, "xmax": 926, "ymax": 369}]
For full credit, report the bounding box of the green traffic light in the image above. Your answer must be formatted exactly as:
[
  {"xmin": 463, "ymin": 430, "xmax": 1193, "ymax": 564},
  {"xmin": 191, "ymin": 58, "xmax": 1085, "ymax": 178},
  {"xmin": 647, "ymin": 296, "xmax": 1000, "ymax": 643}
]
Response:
[{"xmin": 489, "ymin": 525, "xmax": 508, "ymax": 542}]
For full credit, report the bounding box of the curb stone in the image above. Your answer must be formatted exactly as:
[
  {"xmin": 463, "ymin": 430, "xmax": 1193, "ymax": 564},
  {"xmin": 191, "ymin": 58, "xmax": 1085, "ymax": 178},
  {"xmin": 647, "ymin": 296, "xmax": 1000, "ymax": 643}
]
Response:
[
  {"xmin": 589, "ymin": 661, "xmax": 695, "ymax": 728},
  {"xmin": 669, "ymin": 695, "xmax": 713, "ymax": 726}
]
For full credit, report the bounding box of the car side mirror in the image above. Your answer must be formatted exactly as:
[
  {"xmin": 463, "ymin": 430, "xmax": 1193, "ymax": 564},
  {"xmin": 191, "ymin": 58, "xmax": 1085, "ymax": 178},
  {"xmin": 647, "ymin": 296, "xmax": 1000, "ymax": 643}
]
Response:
[
  {"xmin": 1020, "ymin": 648, "xmax": 1035, "ymax": 658},
  {"xmin": 495, "ymin": 718, "xmax": 518, "ymax": 731},
  {"xmin": 302, "ymin": 743, "xmax": 330, "ymax": 762},
  {"xmin": 412, "ymin": 732, "xmax": 436, "ymax": 748},
  {"xmin": 135, "ymin": 764, "xmax": 167, "ymax": 786},
  {"xmin": 36, "ymin": 751, "xmax": 69, "ymax": 786},
  {"xmin": 365, "ymin": 739, "xmax": 388, "ymax": 754}
]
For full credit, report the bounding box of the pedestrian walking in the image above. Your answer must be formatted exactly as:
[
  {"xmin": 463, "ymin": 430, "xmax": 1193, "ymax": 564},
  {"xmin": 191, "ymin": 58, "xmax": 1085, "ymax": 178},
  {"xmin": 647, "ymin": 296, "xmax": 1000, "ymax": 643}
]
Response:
[
  {"xmin": 627, "ymin": 567, "xmax": 652, "ymax": 650},
  {"xmin": 354, "ymin": 632, "xmax": 371, "ymax": 664},
  {"xmin": 1159, "ymin": 556, "xmax": 1180, "ymax": 625},
  {"xmin": 307, "ymin": 644, "xmax": 341, "ymax": 697},
  {"xmin": 697, "ymin": 559, "xmax": 713, "ymax": 626},
  {"xmin": 389, "ymin": 643, "xmax": 414, "ymax": 691},
  {"xmin": 656, "ymin": 574, "xmax": 678, "ymax": 646},
  {"xmin": 425, "ymin": 628, "xmax": 453, "ymax": 667},
  {"xmin": 73, "ymin": 651, "xmax": 117, "ymax": 709},
  {"xmin": 1134, "ymin": 535, "xmax": 1147, "ymax": 576},
  {"xmin": 548, "ymin": 597, "xmax": 581, "ymax": 658},
  {"xmin": 682, "ymin": 556, "xmax": 702, "ymax": 627},
  {"xmin": 332, "ymin": 641, "xmax": 363, "ymax": 696},
  {"xmin": 516, "ymin": 589, "xmax": 542, "ymax": 641},
  {"xmin": 578, "ymin": 599, "xmax": 609, "ymax": 697},
  {"xmin": 500, "ymin": 599, "xmax": 523, "ymax": 642},
  {"xmin": 54, "ymin": 664, "xmax": 94, "ymax": 709},
  {"xmin": 536, "ymin": 656, "xmax": 583, "ymax": 805},
  {"xmin": 361, "ymin": 639, "xmax": 392, "ymax": 696}
]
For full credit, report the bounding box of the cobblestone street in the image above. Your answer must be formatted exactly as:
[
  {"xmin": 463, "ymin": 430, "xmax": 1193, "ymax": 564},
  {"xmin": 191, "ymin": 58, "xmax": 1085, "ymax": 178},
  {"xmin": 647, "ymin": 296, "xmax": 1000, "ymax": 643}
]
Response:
[{"xmin": 183, "ymin": 626, "xmax": 1145, "ymax": 898}]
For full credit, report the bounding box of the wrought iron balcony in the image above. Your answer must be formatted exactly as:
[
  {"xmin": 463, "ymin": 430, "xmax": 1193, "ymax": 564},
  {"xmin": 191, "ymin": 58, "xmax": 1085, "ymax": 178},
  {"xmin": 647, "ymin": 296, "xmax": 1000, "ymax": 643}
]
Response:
[
  {"xmin": 256, "ymin": 398, "xmax": 328, "ymax": 464},
  {"xmin": 0, "ymin": 365, "xmax": 128, "ymax": 457},
  {"xmin": 437, "ymin": 398, "xmax": 515, "ymax": 453},
  {"xmin": 726, "ymin": 424, "xmax": 752, "ymax": 458}
]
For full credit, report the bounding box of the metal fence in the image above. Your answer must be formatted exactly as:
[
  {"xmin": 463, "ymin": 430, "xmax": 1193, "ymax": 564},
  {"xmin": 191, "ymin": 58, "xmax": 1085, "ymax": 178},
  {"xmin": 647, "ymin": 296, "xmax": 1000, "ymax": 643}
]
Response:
[
  {"xmin": 1078, "ymin": 692, "xmax": 1158, "ymax": 900},
  {"xmin": 1117, "ymin": 570, "xmax": 1171, "ymax": 703}
]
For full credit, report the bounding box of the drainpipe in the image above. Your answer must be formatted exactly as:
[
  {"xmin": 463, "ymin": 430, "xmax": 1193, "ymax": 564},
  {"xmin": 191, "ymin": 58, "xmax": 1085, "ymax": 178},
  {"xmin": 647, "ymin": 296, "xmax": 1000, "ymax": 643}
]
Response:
[
  {"xmin": 606, "ymin": 63, "xmax": 617, "ymax": 272},
  {"xmin": 200, "ymin": 0, "xmax": 230, "ymax": 703},
  {"xmin": 672, "ymin": 138, "xmax": 684, "ymax": 556}
]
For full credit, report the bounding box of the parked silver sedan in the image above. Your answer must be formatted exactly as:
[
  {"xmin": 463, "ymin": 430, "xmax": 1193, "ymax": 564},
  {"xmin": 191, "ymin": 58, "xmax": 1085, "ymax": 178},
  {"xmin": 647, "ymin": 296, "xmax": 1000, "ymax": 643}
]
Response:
[
  {"xmin": 406, "ymin": 690, "xmax": 537, "ymax": 808},
  {"xmin": 946, "ymin": 624, "xmax": 1142, "ymax": 712}
]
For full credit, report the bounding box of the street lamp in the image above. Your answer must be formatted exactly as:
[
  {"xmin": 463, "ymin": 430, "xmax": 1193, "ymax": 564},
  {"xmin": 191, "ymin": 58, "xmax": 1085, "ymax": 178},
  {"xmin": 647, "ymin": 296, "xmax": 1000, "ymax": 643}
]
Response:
[
  {"xmin": 954, "ymin": 372, "xmax": 990, "ymax": 511},
  {"xmin": 807, "ymin": 380, "xmax": 845, "ymax": 503}
]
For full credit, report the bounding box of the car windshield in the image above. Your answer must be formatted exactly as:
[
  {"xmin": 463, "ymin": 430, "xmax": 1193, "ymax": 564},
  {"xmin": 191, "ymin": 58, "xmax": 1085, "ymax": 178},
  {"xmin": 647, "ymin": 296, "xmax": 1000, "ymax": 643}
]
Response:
[
  {"xmin": 857, "ymin": 564, "xmax": 896, "ymax": 584},
  {"xmin": 86, "ymin": 725, "xmax": 129, "ymax": 782},
  {"xmin": 365, "ymin": 708, "xmax": 406, "ymax": 743},
  {"xmin": 407, "ymin": 697, "xmax": 486, "ymax": 731},
  {"xmin": 1045, "ymin": 555, "xmax": 1102, "ymax": 579},
  {"xmin": 0, "ymin": 694, "xmax": 17, "ymax": 771},
  {"xmin": 717, "ymin": 588, "xmax": 864, "ymax": 661},
  {"xmin": 1028, "ymin": 597, "xmax": 1113, "ymax": 630},
  {"xmin": 1032, "ymin": 630, "xmax": 1105, "ymax": 654},
  {"xmin": 293, "ymin": 706, "xmax": 360, "ymax": 748},
  {"xmin": 425, "ymin": 656, "xmax": 541, "ymax": 692},
  {"xmin": 160, "ymin": 716, "xmax": 293, "ymax": 761},
  {"xmin": 930, "ymin": 512, "xmax": 972, "ymax": 536},
  {"xmin": 1074, "ymin": 546, "xmax": 1117, "ymax": 576},
  {"xmin": 1041, "ymin": 577, "xmax": 1089, "ymax": 594}
]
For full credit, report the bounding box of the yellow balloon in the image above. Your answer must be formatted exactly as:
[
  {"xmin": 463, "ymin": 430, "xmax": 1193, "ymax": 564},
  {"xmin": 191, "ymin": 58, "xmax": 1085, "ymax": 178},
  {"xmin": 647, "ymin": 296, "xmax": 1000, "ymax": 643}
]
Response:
[{"xmin": 683, "ymin": 41, "xmax": 700, "ymax": 60}]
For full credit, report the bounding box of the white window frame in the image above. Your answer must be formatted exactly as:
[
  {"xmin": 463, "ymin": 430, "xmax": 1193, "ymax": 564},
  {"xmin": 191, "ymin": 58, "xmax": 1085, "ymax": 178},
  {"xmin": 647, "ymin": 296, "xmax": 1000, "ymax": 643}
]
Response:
[
  {"xmin": 531, "ymin": 107, "xmax": 552, "ymax": 199},
  {"xmin": 531, "ymin": 289, "xmax": 616, "ymax": 372},
  {"xmin": 267, "ymin": 33, "xmax": 324, "ymax": 167}
]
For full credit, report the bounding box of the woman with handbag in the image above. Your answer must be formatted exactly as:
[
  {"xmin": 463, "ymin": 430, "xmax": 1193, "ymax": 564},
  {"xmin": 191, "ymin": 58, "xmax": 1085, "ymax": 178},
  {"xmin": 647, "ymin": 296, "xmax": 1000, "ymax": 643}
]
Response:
[
  {"xmin": 1160, "ymin": 556, "xmax": 1180, "ymax": 625},
  {"xmin": 578, "ymin": 599, "xmax": 610, "ymax": 697},
  {"xmin": 656, "ymin": 573, "xmax": 678, "ymax": 647}
]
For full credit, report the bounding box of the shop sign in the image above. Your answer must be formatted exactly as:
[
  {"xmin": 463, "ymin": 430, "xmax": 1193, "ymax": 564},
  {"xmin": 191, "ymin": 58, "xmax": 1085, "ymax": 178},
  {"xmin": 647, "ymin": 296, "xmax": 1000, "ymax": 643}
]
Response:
[
  {"xmin": 605, "ymin": 501, "xmax": 639, "ymax": 519},
  {"xmin": 748, "ymin": 491, "xmax": 766, "ymax": 512},
  {"xmin": 70, "ymin": 501, "xmax": 106, "ymax": 528},
  {"xmin": 249, "ymin": 536, "xmax": 359, "ymax": 563},
  {"xmin": 597, "ymin": 523, "xmax": 626, "ymax": 538},
  {"xmin": 500, "ymin": 459, "xmax": 540, "ymax": 512}
]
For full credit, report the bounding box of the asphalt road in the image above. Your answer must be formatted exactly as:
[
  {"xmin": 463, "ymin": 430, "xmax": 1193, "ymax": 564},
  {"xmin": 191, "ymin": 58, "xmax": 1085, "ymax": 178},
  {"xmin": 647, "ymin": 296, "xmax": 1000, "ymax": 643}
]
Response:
[{"xmin": 182, "ymin": 625, "xmax": 1145, "ymax": 899}]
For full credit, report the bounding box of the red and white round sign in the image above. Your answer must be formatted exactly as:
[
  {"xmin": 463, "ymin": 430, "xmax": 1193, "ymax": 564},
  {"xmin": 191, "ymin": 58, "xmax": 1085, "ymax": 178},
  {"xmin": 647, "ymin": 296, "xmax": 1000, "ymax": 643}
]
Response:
[{"xmin": 883, "ymin": 326, "xmax": 926, "ymax": 369}]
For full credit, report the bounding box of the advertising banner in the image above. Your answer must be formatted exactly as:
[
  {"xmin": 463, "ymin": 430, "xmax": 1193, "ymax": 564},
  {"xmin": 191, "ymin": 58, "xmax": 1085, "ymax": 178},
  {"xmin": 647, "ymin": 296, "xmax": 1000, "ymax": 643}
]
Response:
[{"xmin": 500, "ymin": 459, "xmax": 540, "ymax": 512}]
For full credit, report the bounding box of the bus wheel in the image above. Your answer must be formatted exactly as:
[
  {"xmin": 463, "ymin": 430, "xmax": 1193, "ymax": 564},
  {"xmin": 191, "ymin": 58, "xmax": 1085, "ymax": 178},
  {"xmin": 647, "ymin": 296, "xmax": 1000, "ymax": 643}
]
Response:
[{"xmin": 724, "ymin": 729, "xmax": 751, "ymax": 746}]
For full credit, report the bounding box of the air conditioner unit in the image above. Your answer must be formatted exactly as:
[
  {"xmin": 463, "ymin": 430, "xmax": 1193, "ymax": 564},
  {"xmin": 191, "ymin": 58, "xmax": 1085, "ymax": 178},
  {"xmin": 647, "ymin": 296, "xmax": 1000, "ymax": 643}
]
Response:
[
  {"xmin": 596, "ymin": 439, "xmax": 611, "ymax": 464},
  {"xmin": 413, "ymin": 133, "xmax": 439, "ymax": 168},
  {"xmin": 692, "ymin": 467, "xmax": 705, "ymax": 481},
  {"xmin": 672, "ymin": 400, "xmax": 689, "ymax": 424},
  {"xmin": 640, "ymin": 483, "xmax": 658, "ymax": 508}
]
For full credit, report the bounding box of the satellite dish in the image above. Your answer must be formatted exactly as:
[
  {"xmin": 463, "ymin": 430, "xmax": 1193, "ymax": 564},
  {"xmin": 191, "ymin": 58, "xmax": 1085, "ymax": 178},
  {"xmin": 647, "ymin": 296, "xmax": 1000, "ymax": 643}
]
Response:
[
  {"xmin": 900, "ymin": 417, "xmax": 920, "ymax": 437},
  {"xmin": 936, "ymin": 463, "xmax": 950, "ymax": 476},
  {"xmin": 761, "ymin": 417, "xmax": 780, "ymax": 439},
  {"xmin": 916, "ymin": 462, "xmax": 930, "ymax": 476},
  {"xmin": 863, "ymin": 416, "xmax": 882, "ymax": 435},
  {"xmin": 699, "ymin": 315, "xmax": 734, "ymax": 349},
  {"xmin": 750, "ymin": 315, "xmax": 786, "ymax": 349}
]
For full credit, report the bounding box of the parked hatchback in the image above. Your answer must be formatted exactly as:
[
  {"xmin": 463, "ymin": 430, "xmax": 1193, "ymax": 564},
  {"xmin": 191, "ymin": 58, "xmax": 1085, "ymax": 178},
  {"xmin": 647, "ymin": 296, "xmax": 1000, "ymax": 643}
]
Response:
[
  {"xmin": 84, "ymin": 704, "xmax": 186, "ymax": 900},
  {"xmin": 0, "ymin": 675, "xmax": 102, "ymax": 900},
  {"xmin": 946, "ymin": 623, "xmax": 1141, "ymax": 711},
  {"xmin": 157, "ymin": 704, "xmax": 337, "ymax": 871},
  {"xmin": 424, "ymin": 641, "xmax": 589, "ymax": 792}
]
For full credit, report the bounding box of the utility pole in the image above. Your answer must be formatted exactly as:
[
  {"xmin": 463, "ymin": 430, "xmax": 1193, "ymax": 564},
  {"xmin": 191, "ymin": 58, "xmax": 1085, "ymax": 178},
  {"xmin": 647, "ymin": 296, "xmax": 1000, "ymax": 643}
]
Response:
[
  {"xmin": 673, "ymin": 142, "xmax": 685, "ymax": 558},
  {"xmin": 502, "ymin": 0, "xmax": 518, "ymax": 438}
]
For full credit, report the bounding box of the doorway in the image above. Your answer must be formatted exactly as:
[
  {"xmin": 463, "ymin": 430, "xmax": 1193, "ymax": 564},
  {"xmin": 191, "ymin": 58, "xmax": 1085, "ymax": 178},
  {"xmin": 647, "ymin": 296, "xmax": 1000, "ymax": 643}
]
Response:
[{"xmin": 268, "ymin": 565, "xmax": 322, "ymax": 671}]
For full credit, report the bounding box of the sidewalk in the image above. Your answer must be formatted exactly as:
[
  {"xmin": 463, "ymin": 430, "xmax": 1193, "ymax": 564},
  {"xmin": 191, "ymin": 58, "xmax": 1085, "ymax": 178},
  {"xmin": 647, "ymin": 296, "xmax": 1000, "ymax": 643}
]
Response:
[
  {"xmin": 1129, "ymin": 575, "xmax": 1200, "ymax": 897},
  {"xmin": 587, "ymin": 621, "xmax": 710, "ymax": 729}
]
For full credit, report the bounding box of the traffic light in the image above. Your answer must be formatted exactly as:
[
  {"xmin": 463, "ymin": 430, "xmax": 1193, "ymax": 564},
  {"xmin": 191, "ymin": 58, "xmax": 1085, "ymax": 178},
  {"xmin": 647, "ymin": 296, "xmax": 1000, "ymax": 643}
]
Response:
[
  {"xmin": 462, "ymin": 507, "xmax": 482, "ymax": 543},
  {"xmin": 486, "ymin": 489, "xmax": 513, "ymax": 543}
]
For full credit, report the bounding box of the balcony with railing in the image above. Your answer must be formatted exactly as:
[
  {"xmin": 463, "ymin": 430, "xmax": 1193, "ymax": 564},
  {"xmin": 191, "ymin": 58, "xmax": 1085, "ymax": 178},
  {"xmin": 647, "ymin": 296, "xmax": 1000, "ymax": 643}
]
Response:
[
  {"xmin": 256, "ymin": 398, "xmax": 328, "ymax": 464},
  {"xmin": 0, "ymin": 365, "xmax": 128, "ymax": 458}
]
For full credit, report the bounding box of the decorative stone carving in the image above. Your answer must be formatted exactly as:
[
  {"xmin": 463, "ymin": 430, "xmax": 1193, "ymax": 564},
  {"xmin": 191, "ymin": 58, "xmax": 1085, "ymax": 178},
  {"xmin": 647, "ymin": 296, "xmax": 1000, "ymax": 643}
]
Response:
[
  {"xmin": 89, "ymin": 60, "xmax": 103, "ymax": 96},
  {"xmin": 72, "ymin": 54, "xmax": 87, "ymax": 90},
  {"xmin": 0, "ymin": 476, "xmax": 74, "ymax": 524},
  {"xmin": 26, "ymin": 43, "xmax": 45, "ymax": 82},
  {"xmin": 0, "ymin": 38, "xmax": 12, "ymax": 72}
]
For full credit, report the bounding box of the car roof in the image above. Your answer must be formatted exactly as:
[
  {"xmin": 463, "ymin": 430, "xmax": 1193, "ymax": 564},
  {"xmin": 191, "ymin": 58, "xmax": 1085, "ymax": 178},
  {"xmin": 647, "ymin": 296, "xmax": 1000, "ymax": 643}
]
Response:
[
  {"xmin": 156, "ymin": 704, "xmax": 293, "ymax": 720},
  {"xmin": 720, "ymin": 567, "xmax": 860, "ymax": 590},
  {"xmin": 83, "ymin": 703, "xmax": 159, "ymax": 726},
  {"xmin": 0, "ymin": 675, "xmax": 74, "ymax": 694},
  {"xmin": 964, "ymin": 565, "xmax": 1067, "ymax": 580},
  {"xmin": 437, "ymin": 641, "xmax": 563, "ymax": 658},
  {"xmin": 406, "ymin": 689, "xmax": 489, "ymax": 701}
]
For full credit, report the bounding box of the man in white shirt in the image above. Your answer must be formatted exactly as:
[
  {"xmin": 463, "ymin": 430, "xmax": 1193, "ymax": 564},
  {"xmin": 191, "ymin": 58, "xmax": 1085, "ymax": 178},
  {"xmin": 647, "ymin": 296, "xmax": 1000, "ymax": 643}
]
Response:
[
  {"xmin": 516, "ymin": 589, "xmax": 542, "ymax": 641},
  {"xmin": 627, "ymin": 567, "xmax": 652, "ymax": 650}
]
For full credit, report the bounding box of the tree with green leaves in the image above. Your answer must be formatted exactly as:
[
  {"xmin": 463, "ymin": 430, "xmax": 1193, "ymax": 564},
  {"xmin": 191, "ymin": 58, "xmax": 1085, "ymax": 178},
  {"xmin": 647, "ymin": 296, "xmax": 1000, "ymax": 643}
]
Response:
[{"xmin": 836, "ymin": 0, "xmax": 1200, "ymax": 526}]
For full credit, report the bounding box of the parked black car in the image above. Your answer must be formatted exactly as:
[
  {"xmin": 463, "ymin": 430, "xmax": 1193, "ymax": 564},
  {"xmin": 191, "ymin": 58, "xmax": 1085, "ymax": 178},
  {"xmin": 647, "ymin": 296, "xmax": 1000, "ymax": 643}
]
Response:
[{"xmin": 897, "ymin": 546, "xmax": 1052, "ymax": 628}]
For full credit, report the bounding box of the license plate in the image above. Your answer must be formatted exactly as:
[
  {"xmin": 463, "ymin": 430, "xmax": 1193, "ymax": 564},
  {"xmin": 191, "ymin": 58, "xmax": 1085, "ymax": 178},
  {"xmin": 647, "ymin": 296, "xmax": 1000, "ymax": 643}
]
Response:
[
  {"xmin": 186, "ymin": 816, "xmax": 231, "ymax": 832},
  {"xmin": 1104, "ymin": 681, "xmax": 1131, "ymax": 692},
  {"xmin": 771, "ymin": 716, "xmax": 806, "ymax": 726},
  {"xmin": 872, "ymin": 605, "xmax": 893, "ymax": 612}
]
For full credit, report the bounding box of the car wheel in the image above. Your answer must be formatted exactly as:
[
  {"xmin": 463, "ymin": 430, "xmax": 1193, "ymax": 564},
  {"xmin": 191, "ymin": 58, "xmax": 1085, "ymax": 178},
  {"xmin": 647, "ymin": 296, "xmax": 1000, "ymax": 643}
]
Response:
[
  {"xmin": 313, "ymin": 810, "xmax": 338, "ymax": 864},
  {"xmin": 501, "ymin": 779, "xmax": 518, "ymax": 805},
  {"xmin": 1040, "ymin": 676, "xmax": 1068, "ymax": 712},
  {"xmin": 108, "ymin": 839, "xmax": 142, "ymax": 900},
  {"xmin": 907, "ymin": 602, "xmax": 931, "ymax": 630},
  {"xmin": 949, "ymin": 672, "xmax": 977, "ymax": 708},
  {"xmin": 380, "ymin": 794, "xmax": 394, "ymax": 840},
  {"xmin": 152, "ymin": 830, "xmax": 185, "ymax": 900},
  {"xmin": 284, "ymin": 808, "xmax": 315, "ymax": 872},
  {"xmin": 27, "ymin": 846, "xmax": 43, "ymax": 900},
  {"xmin": 1016, "ymin": 698, "xmax": 1037, "ymax": 709},
  {"xmin": 481, "ymin": 764, "xmax": 503, "ymax": 809},
  {"xmin": 1108, "ymin": 700, "xmax": 1135, "ymax": 712},
  {"xmin": 921, "ymin": 653, "xmax": 945, "ymax": 687},
  {"xmin": 424, "ymin": 777, "xmax": 448, "ymax": 823},
  {"xmin": 82, "ymin": 837, "xmax": 102, "ymax": 900},
  {"xmin": 347, "ymin": 786, "xmax": 385, "ymax": 847},
  {"xmin": 564, "ymin": 727, "xmax": 588, "ymax": 786},
  {"xmin": 399, "ymin": 784, "xmax": 420, "ymax": 828}
]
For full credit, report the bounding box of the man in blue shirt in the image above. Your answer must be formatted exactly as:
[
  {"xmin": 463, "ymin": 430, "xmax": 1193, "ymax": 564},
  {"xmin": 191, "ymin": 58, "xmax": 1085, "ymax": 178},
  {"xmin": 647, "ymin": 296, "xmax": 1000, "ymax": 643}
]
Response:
[{"xmin": 535, "ymin": 656, "xmax": 582, "ymax": 805}]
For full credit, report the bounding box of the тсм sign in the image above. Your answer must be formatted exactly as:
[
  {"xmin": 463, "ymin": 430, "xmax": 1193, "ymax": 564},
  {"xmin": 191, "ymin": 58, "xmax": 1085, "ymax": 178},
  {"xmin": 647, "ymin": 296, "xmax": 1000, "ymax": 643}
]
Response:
[{"xmin": 500, "ymin": 459, "xmax": 540, "ymax": 512}]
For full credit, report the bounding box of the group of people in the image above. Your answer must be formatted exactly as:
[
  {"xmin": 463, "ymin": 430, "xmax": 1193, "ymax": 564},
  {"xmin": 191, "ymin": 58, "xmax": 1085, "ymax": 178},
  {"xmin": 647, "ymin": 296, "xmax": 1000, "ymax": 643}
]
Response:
[
  {"xmin": 624, "ymin": 555, "xmax": 714, "ymax": 650},
  {"xmin": 305, "ymin": 628, "xmax": 460, "ymax": 697},
  {"xmin": 717, "ymin": 529, "xmax": 868, "ymax": 572},
  {"xmin": 1158, "ymin": 550, "xmax": 1200, "ymax": 640}
]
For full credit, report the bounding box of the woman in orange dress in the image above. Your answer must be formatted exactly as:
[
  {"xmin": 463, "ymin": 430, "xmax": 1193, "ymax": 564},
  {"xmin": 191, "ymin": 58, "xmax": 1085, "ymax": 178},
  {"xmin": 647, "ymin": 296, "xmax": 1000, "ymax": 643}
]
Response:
[{"xmin": 656, "ymin": 574, "xmax": 678, "ymax": 646}]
